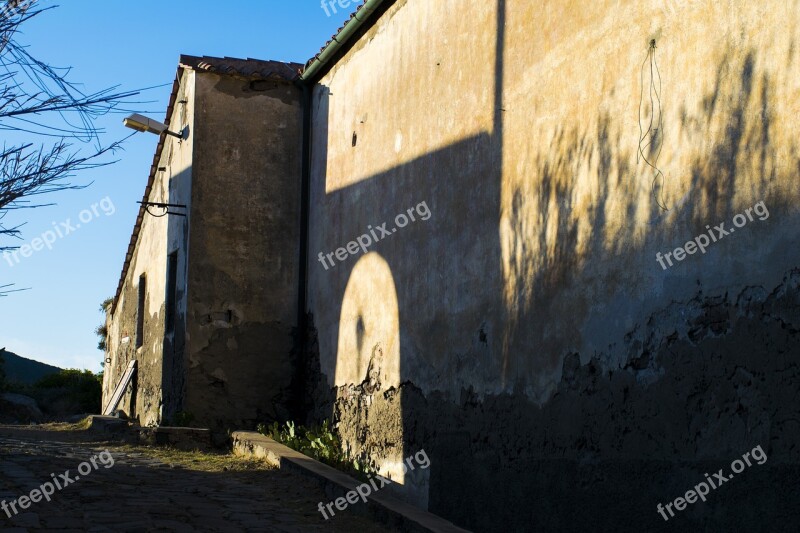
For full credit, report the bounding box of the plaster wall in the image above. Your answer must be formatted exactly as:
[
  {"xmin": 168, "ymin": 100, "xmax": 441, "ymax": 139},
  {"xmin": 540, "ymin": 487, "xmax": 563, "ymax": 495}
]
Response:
[
  {"xmin": 104, "ymin": 70, "xmax": 194, "ymax": 426},
  {"xmin": 305, "ymin": 0, "xmax": 800, "ymax": 528},
  {"xmin": 183, "ymin": 72, "xmax": 304, "ymax": 432}
]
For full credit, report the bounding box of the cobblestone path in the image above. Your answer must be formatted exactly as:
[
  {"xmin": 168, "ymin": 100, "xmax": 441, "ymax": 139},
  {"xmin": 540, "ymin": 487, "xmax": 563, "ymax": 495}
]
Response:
[{"xmin": 0, "ymin": 426, "xmax": 390, "ymax": 532}]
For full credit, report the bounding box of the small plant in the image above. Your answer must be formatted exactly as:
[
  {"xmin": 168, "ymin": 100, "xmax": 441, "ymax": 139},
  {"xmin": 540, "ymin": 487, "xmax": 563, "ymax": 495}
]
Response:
[
  {"xmin": 258, "ymin": 420, "xmax": 375, "ymax": 480},
  {"xmin": 99, "ymin": 297, "xmax": 114, "ymax": 312},
  {"xmin": 94, "ymin": 297, "xmax": 112, "ymax": 352},
  {"xmin": 94, "ymin": 324, "xmax": 108, "ymax": 351}
]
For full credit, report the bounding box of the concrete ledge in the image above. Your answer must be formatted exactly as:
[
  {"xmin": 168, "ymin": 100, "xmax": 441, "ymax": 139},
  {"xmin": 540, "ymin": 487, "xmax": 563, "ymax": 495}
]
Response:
[
  {"xmin": 232, "ymin": 431, "xmax": 471, "ymax": 533},
  {"xmin": 139, "ymin": 426, "xmax": 212, "ymax": 451},
  {"xmin": 87, "ymin": 415, "xmax": 129, "ymax": 434}
]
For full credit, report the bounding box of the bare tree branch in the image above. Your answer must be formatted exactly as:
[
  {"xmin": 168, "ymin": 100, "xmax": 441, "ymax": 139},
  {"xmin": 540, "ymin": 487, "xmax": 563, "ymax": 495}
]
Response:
[{"xmin": 0, "ymin": 0, "xmax": 147, "ymax": 294}]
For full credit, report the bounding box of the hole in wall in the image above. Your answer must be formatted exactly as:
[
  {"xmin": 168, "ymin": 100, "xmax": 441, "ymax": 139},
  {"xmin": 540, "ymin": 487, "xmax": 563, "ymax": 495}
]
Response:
[{"xmin": 356, "ymin": 315, "xmax": 366, "ymax": 353}]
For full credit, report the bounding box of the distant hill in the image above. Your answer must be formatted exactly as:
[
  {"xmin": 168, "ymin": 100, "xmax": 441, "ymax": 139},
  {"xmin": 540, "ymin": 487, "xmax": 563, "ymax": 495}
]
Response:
[{"xmin": 0, "ymin": 349, "xmax": 62, "ymax": 385}]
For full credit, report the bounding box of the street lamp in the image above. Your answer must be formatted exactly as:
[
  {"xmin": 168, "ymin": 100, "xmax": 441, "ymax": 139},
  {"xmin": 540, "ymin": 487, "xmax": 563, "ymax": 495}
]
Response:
[{"xmin": 123, "ymin": 113, "xmax": 184, "ymax": 138}]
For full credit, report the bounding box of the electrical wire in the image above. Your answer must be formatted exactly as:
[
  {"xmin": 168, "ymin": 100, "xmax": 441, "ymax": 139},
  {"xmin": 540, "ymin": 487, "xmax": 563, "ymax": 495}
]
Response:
[
  {"xmin": 144, "ymin": 205, "xmax": 169, "ymax": 218},
  {"xmin": 638, "ymin": 39, "xmax": 668, "ymax": 211}
]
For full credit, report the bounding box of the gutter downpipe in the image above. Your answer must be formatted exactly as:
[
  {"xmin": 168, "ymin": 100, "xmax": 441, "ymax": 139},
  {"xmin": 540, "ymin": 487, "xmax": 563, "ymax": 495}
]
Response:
[
  {"xmin": 299, "ymin": 0, "xmax": 386, "ymax": 83},
  {"xmin": 292, "ymin": 80, "xmax": 312, "ymax": 421},
  {"xmin": 293, "ymin": 0, "xmax": 388, "ymax": 419}
]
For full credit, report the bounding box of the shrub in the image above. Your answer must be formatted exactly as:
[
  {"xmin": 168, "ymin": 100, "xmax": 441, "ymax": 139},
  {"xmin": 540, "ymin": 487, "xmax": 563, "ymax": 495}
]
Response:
[
  {"xmin": 257, "ymin": 420, "xmax": 376, "ymax": 480},
  {"xmin": 0, "ymin": 351, "xmax": 6, "ymax": 392},
  {"xmin": 32, "ymin": 369, "xmax": 102, "ymax": 414}
]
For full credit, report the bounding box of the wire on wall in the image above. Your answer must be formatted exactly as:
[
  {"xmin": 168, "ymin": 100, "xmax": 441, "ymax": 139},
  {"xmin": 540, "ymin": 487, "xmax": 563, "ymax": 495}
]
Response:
[{"xmin": 638, "ymin": 39, "xmax": 668, "ymax": 211}]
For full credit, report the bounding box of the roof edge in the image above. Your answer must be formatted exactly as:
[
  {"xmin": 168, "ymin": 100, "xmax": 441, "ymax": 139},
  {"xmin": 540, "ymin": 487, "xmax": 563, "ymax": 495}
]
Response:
[
  {"xmin": 109, "ymin": 67, "xmax": 182, "ymax": 315},
  {"xmin": 300, "ymin": 0, "xmax": 390, "ymax": 83},
  {"xmin": 179, "ymin": 55, "xmax": 303, "ymax": 82}
]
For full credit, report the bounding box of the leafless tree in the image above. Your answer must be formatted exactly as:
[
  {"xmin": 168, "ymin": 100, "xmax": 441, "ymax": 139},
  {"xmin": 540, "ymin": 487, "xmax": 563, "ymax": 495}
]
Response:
[{"xmin": 0, "ymin": 0, "xmax": 143, "ymax": 295}]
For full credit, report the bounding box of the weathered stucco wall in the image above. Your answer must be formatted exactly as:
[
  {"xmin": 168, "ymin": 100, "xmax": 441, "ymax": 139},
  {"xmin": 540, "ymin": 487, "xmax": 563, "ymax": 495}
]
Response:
[
  {"xmin": 104, "ymin": 70, "xmax": 194, "ymax": 426},
  {"xmin": 305, "ymin": 0, "xmax": 800, "ymax": 529},
  {"xmin": 184, "ymin": 72, "xmax": 303, "ymax": 432}
]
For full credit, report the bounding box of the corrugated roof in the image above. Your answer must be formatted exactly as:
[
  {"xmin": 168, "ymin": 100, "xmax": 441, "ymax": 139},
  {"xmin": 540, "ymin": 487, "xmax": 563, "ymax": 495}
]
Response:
[{"xmin": 110, "ymin": 55, "xmax": 300, "ymax": 315}]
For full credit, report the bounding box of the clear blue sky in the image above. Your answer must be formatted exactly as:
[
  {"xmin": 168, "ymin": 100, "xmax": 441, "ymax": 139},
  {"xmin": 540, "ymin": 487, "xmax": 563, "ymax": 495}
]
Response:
[{"xmin": 1, "ymin": 0, "xmax": 353, "ymax": 371}]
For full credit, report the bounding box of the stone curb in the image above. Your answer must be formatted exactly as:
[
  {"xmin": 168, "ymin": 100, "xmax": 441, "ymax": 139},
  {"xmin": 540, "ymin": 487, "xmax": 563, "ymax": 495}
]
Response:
[{"xmin": 231, "ymin": 431, "xmax": 472, "ymax": 533}]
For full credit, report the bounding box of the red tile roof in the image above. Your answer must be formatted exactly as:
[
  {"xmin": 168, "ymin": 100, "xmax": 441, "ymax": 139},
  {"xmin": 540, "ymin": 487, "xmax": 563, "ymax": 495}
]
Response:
[{"xmin": 179, "ymin": 55, "xmax": 303, "ymax": 82}]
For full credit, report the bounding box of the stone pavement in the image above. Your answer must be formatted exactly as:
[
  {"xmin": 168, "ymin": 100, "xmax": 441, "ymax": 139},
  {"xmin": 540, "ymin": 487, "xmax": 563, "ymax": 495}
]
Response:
[{"xmin": 0, "ymin": 426, "xmax": 390, "ymax": 532}]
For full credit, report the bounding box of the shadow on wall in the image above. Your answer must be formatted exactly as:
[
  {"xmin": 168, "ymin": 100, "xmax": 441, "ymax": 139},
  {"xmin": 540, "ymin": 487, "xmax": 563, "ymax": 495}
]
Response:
[
  {"xmin": 305, "ymin": 78, "xmax": 503, "ymax": 507},
  {"xmin": 160, "ymin": 158, "xmax": 191, "ymax": 425},
  {"xmin": 302, "ymin": 0, "xmax": 800, "ymax": 530},
  {"xmin": 500, "ymin": 44, "xmax": 791, "ymax": 394},
  {"xmin": 303, "ymin": 0, "xmax": 507, "ymax": 510},
  {"xmin": 105, "ymin": 148, "xmax": 190, "ymax": 427}
]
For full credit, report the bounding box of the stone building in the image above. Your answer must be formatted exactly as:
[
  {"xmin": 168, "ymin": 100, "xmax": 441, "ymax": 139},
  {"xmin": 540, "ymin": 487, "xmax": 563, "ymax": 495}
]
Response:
[
  {"xmin": 103, "ymin": 55, "xmax": 303, "ymax": 431},
  {"xmin": 106, "ymin": 1, "xmax": 800, "ymax": 531}
]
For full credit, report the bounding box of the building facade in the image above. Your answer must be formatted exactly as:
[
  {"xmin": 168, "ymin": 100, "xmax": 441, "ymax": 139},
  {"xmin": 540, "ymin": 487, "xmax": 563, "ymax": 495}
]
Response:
[
  {"xmin": 103, "ymin": 56, "xmax": 303, "ymax": 432},
  {"xmin": 105, "ymin": 2, "xmax": 800, "ymax": 530}
]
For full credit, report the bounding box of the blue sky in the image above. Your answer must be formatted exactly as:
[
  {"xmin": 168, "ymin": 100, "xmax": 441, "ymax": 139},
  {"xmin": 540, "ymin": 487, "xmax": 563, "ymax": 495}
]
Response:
[{"xmin": 1, "ymin": 0, "xmax": 353, "ymax": 371}]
